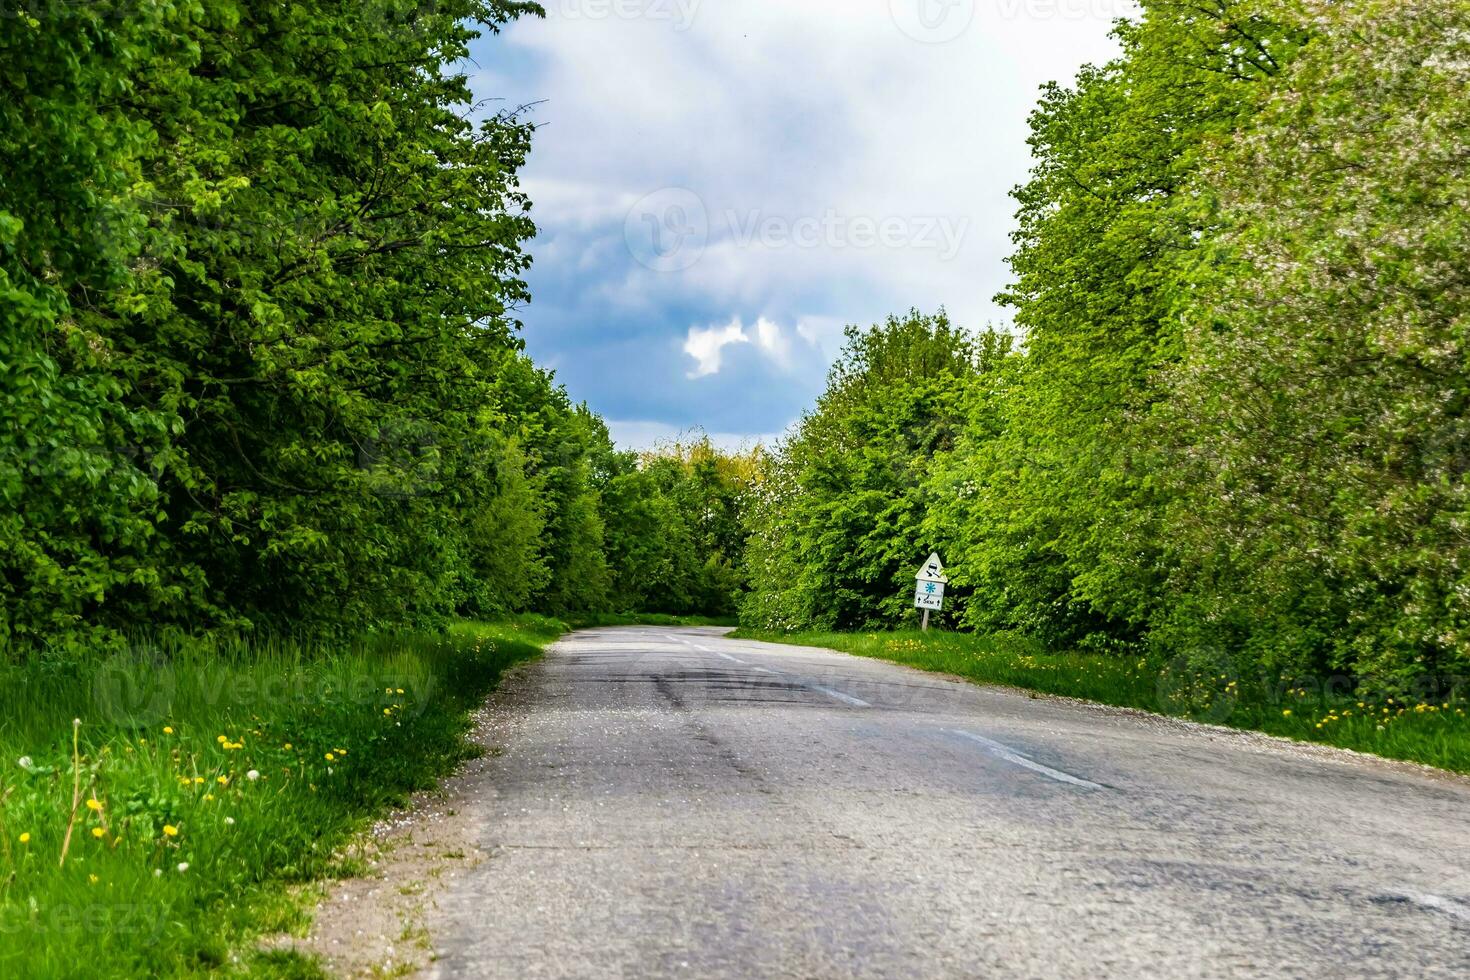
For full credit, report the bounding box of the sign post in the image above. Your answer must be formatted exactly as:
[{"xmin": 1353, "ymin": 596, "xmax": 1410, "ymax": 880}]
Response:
[{"xmin": 913, "ymin": 552, "xmax": 948, "ymax": 631}]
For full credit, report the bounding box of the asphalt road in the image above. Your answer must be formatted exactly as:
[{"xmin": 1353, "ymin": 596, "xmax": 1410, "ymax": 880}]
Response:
[{"xmin": 425, "ymin": 626, "xmax": 1470, "ymax": 979}]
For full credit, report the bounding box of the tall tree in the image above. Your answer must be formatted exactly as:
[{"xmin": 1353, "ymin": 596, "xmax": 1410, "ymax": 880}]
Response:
[
  {"xmin": 976, "ymin": 0, "xmax": 1304, "ymax": 647},
  {"xmin": 742, "ymin": 312, "xmax": 1008, "ymax": 630},
  {"xmin": 0, "ymin": 6, "xmax": 189, "ymax": 654},
  {"xmin": 1158, "ymin": 0, "xmax": 1470, "ymax": 685}
]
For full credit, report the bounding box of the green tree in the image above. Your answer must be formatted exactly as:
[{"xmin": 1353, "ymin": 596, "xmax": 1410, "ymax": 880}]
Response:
[
  {"xmin": 0, "ymin": 5, "xmax": 191, "ymax": 655},
  {"xmin": 598, "ymin": 436, "xmax": 759, "ymax": 616},
  {"xmin": 742, "ymin": 312, "xmax": 1008, "ymax": 631},
  {"xmin": 1, "ymin": 2, "xmax": 562, "ymax": 655},
  {"xmin": 974, "ymin": 0, "xmax": 1304, "ymax": 648},
  {"xmin": 1158, "ymin": 0, "xmax": 1470, "ymax": 685},
  {"xmin": 130, "ymin": 0, "xmax": 541, "ymax": 635}
]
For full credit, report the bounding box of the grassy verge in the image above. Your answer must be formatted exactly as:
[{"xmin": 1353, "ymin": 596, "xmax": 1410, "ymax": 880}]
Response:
[
  {"xmin": 564, "ymin": 612, "xmax": 738, "ymax": 629},
  {"xmin": 735, "ymin": 628, "xmax": 1470, "ymax": 775},
  {"xmin": 0, "ymin": 615, "xmax": 565, "ymax": 979}
]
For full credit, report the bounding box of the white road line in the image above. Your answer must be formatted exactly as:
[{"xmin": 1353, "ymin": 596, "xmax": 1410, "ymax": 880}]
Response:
[
  {"xmin": 810, "ymin": 685, "xmax": 871, "ymax": 708},
  {"xmin": 945, "ymin": 729, "xmax": 1102, "ymax": 790},
  {"xmin": 1394, "ymin": 893, "xmax": 1470, "ymax": 923},
  {"xmin": 682, "ymin": 638, "xmax": 747, "ymax": 665},
  {"xmin": 678, "ymin": 637, "xmax": 862, "ymax": 705}
]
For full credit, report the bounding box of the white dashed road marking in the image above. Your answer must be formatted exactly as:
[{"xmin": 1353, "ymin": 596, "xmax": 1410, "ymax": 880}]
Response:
[
  {"xmin": 946, "ymin": 728, "xmax": 1102, "ymax": 789},
  {"xmin": 1392, "ymin": 893, "xmax": 1470, "ymax": 923},
  {"xmin": 810, "ymin": 685, "xmax": 872, "ymax": 709}
]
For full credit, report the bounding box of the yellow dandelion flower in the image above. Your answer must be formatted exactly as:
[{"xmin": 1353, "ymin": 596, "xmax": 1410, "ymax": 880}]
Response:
[
  {"xmin": 163, "ymin": 726, "xmax": 174, "ymax": 735},
  {"xmin": 163, "ymin": 825, "xmax": 178, "ymax": 837},
  {"xmin": 384, "ymin": 708, "xmax": 392, "ymax": 716},
  {"xmin": 216, "ymin": 776, "xmax": 229, "ymax": 785},
  {"xmin": 91, "ymin": 827, "xmax": 106, "ymax": 839},
  {"xmin": 325, "ymin": 753, "xmax": 335, "ymax": 762},
  {"xmin": 283, "ymin": 743, "xmax": 293, "ymax": 751},
  {"xmin": 86, "ymin": 799, "xmax": 102, "ymax": 812},
  {"xmin": 204, "ymin": 794, "xmax": 214, "ymax": 802},
  {"xmin": 19, "ymin": 833, "xmax": 31, "ymax": 844}
]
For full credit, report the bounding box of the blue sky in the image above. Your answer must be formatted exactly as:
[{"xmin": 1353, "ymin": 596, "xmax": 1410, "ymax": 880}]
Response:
[{"xmin": 467, "ymin": 0, "xmax": 1132, "ymax": 449}]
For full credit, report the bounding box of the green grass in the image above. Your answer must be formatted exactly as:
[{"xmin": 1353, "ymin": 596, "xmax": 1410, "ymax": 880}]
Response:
[
  {"xmin": 0, "ymin": 615, "xmax": 565, "ymax": 978},
  {"xmin": 564, "ymin": 611, "xmax": 738, "ymax": 629},
  {"xmin": 736, "ymin": 628, "xmax": 1470, "ymax": 774}
]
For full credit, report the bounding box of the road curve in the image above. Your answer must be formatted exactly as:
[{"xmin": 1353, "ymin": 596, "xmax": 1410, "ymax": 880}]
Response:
[{"xmin": 424, "ymin": 626, "xmax": 1470, "ymax": 979}]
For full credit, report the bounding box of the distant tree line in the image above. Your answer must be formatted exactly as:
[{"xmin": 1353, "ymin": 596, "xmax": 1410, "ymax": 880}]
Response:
[
  {"xmin": 741, "ymin": 0, "xmax": 1470, "ymax": 692},
  {"xmin": 0, "ymin": 2, "xmax": 753, "ymax": 658}
]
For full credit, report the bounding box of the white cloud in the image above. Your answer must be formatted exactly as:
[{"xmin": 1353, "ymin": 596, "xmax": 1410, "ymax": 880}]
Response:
[
  {"xmin": 683, "ymin": 318, "xmax": 749, "ymax": 378},
  {"xmin": 478, "ymin": 0, "xmax": 1132, "ymax": 436},
  {"xmin": 752, "ymin": 317, "xmax": 792, "ymax": 368},
  {"xmin": 683, "ymin": 316, "xmax": 810, "ymax": 378},
  {"xmin": 795, "ymin": 316, "xmax": 848, "ymax": 359}
]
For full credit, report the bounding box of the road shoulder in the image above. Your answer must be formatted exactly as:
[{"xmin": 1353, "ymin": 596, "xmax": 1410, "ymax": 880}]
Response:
[{"xmin": 269, "ymin": 654, "xmax": 546, "ymax": 977}]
